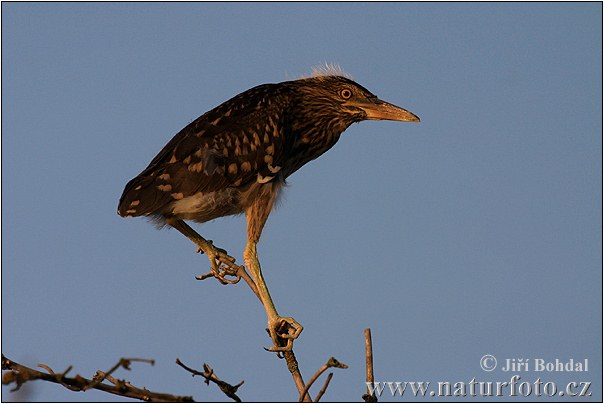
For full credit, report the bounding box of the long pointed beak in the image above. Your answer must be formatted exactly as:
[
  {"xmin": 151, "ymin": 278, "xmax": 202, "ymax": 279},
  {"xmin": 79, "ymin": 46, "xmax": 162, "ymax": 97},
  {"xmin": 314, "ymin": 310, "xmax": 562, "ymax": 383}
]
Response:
[{"xmin": 359, "ymin": 98, "xmax": 420, "ymax": 122}]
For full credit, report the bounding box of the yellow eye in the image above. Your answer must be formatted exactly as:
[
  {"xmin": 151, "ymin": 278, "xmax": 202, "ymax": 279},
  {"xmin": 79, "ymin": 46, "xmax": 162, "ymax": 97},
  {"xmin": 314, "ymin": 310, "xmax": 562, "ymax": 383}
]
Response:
[{"xmin": 339, "ymin": 88, "xmax": 352, "ymax": 100}]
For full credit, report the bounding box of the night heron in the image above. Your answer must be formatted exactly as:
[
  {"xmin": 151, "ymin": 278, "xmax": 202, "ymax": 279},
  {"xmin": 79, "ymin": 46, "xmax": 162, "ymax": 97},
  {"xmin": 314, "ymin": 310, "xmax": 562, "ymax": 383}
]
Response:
[{"xmin": 118, "ymin": 67, "xmax": 419, "ymax": 351}]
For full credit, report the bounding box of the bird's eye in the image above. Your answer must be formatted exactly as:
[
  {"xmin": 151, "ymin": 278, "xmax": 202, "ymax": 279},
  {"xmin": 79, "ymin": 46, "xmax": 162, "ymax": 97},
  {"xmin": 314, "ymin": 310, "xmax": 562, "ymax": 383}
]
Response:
[{"xmin": 339, "ymin": 88, "xmax": 352, "ymax": 100}]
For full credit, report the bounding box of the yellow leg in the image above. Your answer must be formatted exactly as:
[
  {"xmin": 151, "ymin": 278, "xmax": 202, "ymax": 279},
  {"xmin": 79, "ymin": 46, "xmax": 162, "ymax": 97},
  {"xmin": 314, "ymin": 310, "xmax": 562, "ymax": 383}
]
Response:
[
  {"xmin": 167, "ymin": 218, "xmax": 242, "ymax": 285},
  {"xmin": 244, "ymin": 241, "xmax": 303, "ymax": 351},
  {"xmin": 167, "ymin": 214, "xmax": 302, "ymax": 351}
]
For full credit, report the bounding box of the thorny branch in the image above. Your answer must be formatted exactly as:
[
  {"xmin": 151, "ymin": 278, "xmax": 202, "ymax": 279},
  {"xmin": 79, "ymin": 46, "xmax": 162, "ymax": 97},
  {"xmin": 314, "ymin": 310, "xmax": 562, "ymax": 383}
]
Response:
[
  {"xmin": 176, "ymin": 358, "xmax": 243, "ymax": 402},
  {"xmin": 1, "ymin": 354, "xmax": 193, "ymax": 402}
]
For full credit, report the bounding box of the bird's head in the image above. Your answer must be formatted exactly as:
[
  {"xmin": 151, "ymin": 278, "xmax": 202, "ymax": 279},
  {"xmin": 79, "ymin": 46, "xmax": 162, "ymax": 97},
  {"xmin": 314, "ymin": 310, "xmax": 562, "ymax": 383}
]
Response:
[
  {"xmin": 291, "ymin": 72, "xmax": 420, "ymax": 128},
  {"xmin": 272, "ymin": 71, "xmax": 419, "ymax": 175}
]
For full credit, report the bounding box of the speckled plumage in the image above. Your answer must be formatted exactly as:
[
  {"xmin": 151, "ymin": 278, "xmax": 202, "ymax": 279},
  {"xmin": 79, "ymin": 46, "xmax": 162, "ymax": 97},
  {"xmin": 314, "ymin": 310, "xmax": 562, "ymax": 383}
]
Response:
[
  {"xmin": 117, "ymin": 70, "xmax": 419, "ymax": 351},
  {"xmin": 118, "ymin": 74, "xmax": 416, "ymax": 230}
]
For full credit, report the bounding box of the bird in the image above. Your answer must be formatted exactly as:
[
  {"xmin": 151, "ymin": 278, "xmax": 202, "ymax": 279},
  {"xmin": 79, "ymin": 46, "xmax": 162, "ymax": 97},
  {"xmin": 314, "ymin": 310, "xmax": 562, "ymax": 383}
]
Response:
[{"xmin": 118, "ymin": 66, "xmax": 419, "ymax": 351}]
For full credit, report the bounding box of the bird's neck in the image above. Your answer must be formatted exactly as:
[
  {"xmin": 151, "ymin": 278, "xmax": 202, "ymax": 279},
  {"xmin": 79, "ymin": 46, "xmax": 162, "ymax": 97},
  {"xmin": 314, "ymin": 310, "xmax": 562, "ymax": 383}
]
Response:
[
  {"xmin": 280, "ymin": 91, "xmax": 358, "ymax": 177},
  {"xmin": 283, "ymin": 118, "xmax": 352, "ymax": 178}
]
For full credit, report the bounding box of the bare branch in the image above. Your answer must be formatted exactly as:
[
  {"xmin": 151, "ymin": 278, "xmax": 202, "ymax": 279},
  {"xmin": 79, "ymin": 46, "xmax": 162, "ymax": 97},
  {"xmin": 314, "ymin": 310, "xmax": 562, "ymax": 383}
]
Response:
[
  {"xmin": 314, "ymin": 372, "xmax": 333, "ymax": 402},
  {"xmin": 298, "ymin": 357, "xmax": 348, "ymax": 402},
  {"xmin": 176, "ymin": 358, "xmax": 243, "ymax": 402},
  {"xmin": 86, "ymin": 357, "xmax": 154, "ymax": 391},
  {"xmin": 282, "ymin": 350, "xmax": 312, "ymax": 402},
  {"xmin": 2, "ymin": 354, "xmax": 193, "ymax": 402},
  {"xmin": 362, "ymin": 328, "xmax": 378, "ymax": 402}
]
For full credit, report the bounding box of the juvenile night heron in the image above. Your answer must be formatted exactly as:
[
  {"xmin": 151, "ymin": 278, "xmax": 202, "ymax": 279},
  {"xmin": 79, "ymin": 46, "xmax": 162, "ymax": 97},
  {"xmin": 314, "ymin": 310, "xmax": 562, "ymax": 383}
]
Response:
[{"xmin": 118, "ymin": 67, "xmax": 419, "ymax": 351}]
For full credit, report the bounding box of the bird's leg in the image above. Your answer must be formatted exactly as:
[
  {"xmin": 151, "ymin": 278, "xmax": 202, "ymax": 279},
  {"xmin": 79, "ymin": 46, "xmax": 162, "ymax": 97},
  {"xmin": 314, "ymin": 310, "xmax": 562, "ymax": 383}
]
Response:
[
  {"xmin": 166, "ymin": 218, "xmax": 243, "ymax": 285},
  {"xmin": 244, "ymin": 186, "xmax": 303, "ymax": 351},
  {"xmin": 244, "ymin": 242, "xmax": 303, "ymax": 352}
]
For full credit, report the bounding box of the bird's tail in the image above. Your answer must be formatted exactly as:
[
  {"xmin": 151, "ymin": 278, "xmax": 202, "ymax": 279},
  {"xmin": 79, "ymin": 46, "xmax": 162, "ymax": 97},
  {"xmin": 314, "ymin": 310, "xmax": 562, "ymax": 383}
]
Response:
[{"xmin": 117, "ymin": 175, "xmax": 168, "ymax": 218}]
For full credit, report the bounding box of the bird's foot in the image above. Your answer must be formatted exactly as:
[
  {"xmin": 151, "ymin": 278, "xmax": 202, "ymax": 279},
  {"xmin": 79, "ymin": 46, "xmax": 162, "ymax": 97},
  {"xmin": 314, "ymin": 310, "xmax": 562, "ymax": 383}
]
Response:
[
  {"xmin": 195, "ymin": 241, "xmax": 243, "ymax": 285},
  {"xmin": 264, "ymin": 316, "xmax": 304, "ymax": 353}
]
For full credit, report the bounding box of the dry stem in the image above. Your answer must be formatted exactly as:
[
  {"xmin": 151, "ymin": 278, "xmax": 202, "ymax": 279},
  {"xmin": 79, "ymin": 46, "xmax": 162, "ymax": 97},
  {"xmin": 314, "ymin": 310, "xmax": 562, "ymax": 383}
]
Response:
[
  {"xmin": 298, "ymin": 357, "xmax": 348, "ymax": 402},
  {"xmin": 2, "ymin": 354, "xmax": 192, "ymax": 402},
  {"xmin": 362, "ymin": 328, "xmax": 378, "ymax": 402},
  {"xmin": 175, "ymin": 358, "xmax": 244, "ymax": 402}
]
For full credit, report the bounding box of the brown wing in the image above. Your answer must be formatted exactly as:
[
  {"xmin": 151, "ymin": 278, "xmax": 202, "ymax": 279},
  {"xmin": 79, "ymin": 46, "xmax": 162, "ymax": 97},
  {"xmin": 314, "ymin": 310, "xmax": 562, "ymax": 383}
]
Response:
[{"xmin": 117, "ymin": 83, "xmax": 291, "ymax": 218}]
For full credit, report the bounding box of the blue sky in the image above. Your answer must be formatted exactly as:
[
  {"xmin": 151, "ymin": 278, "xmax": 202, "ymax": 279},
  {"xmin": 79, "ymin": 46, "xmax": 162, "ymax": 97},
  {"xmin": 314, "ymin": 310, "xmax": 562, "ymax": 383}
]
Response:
[{"xmin": 2, "ymin": 2, "xmax": 601, "ymax": 402}]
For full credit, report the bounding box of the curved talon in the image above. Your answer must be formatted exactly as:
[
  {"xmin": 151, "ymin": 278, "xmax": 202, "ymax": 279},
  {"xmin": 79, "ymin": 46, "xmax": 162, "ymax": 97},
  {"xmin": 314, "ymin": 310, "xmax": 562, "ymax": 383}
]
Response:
[
  {"xmin": 276, "ymin": 317, "xmax": 303, "ymax": 339},
  {"xmin": 264, "ymin": 316, "xmax": 303, "ymax": 352},
  {"xmin": 195, "ymin": 242, "xmax": 242, "ymax": 285},
  {"xmin": 264, "ymin": 340, "xmax": 294, "ymax": 352}
]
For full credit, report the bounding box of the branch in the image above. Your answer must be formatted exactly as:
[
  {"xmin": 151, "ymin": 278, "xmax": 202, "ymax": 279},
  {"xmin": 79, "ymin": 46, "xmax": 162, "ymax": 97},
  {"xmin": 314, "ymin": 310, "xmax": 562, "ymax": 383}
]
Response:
[
  {"xmin": 283, "ymin": 350, "xmax": 312, "ymax": 402},
  {"xmin": 176, "ymin": 358, "xmax": 243, "ymax": 402},
  {"xmin": 2, "ymin": 354, "xmax": 193, "ymax": 402},
  {"xmin": 362, "ymin": 328, "xmax": 378, "ymax": 402},
  {"xmin": 314, "ymin": 372, "xmax": 333, "ymax": 402},
  {"xmin": 86, "ymin": 357, "xmax": 155, "ymax": 391},
  {"xmin": 298, "ymin": 357, "xmax": 348, "ymax": 402}
]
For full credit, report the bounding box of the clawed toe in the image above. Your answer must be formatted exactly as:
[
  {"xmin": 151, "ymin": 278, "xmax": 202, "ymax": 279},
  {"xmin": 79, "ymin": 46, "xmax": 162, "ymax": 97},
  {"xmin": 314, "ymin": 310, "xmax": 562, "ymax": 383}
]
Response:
[
  {"xmin": 265, "ymin": 316, "xmax": 303, "ymax": 352},
  {"xmin": 195, "ymin": 242, "xmax": 242, "ymax": 285}
]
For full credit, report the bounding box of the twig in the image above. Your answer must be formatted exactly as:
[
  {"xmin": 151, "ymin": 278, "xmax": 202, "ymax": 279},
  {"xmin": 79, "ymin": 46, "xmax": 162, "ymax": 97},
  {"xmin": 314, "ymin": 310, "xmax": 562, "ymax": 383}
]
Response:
[
  {"xmin": 298, "ymin": 357, "xmax": 348, "ymax": 402},
  {"xmin": 2, "ymin": 354, "xmax": 193, "ymax": 402},
  {"xmin": 362, "ymin": 328, "xmax": 378, "ymax": 402},
  {"xmin": 176, "ymin": 358, "xmax": 243, "ymax": 402},
  {"xmin": 87, "ymin": 357, "xmax": 154, "ymax": 391},
  {"xmin": 35, "ymin": 363, "xmax": 78, "ymax": 391},
  {"xmin": 314, "ymin": 372, "xmax": 333, "ymax": 402}
]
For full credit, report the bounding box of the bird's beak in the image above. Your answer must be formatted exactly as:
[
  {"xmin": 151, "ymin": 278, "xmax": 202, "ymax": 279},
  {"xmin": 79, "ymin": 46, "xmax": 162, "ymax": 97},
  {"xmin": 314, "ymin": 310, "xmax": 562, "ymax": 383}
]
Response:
[{"xmin": 358, "ymin": 98, "xmax": 420, "ymax": 122}]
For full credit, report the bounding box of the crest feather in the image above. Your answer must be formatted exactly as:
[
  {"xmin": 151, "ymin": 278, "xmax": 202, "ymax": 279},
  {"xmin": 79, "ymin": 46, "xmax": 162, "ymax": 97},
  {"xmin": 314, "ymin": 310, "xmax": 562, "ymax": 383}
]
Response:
[
  {"xmin": 312, "ymin": 63, "xmax": 351, "ymax": 78},
  {"xmin": 294, "ymin": 64, "xmax": 352, "ymax": 80}
]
